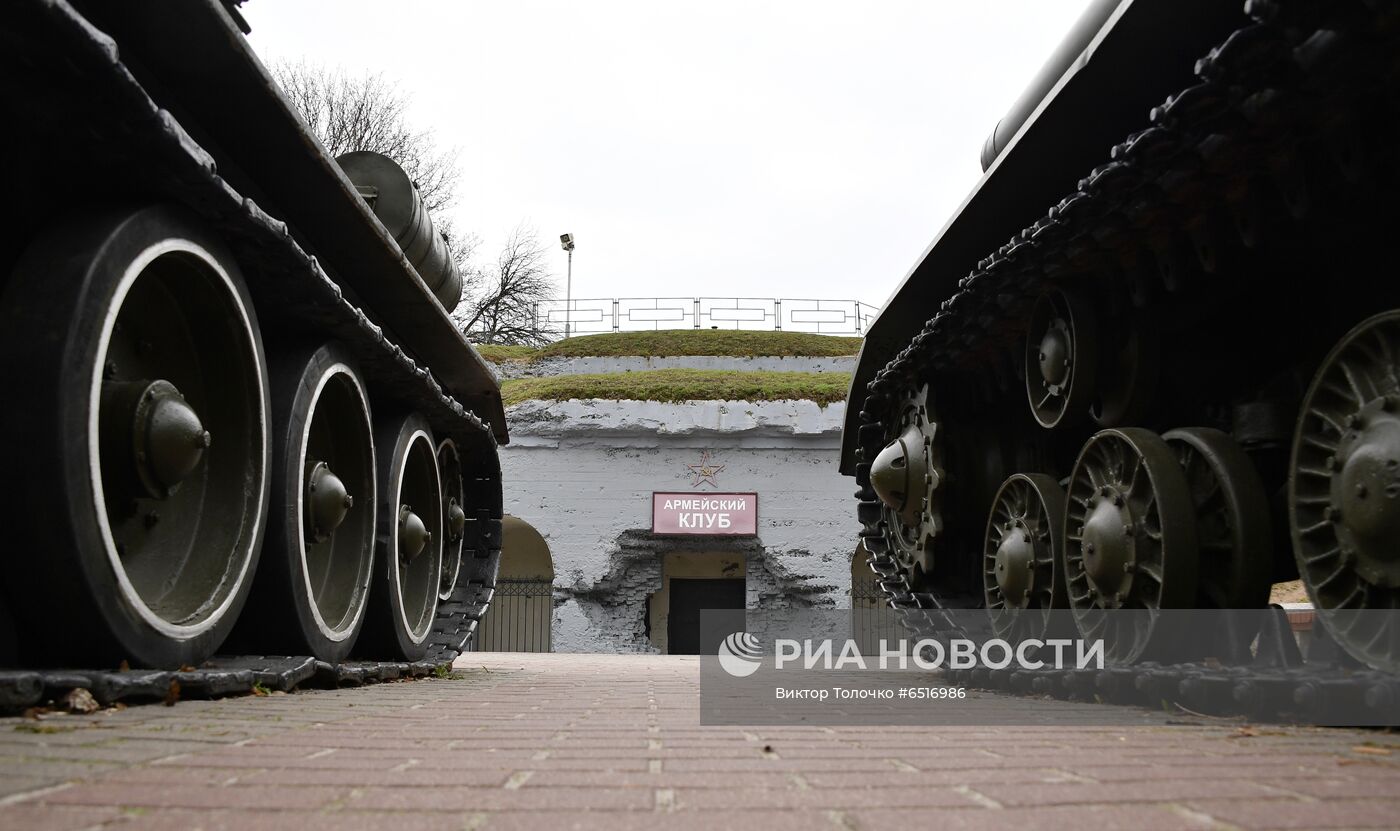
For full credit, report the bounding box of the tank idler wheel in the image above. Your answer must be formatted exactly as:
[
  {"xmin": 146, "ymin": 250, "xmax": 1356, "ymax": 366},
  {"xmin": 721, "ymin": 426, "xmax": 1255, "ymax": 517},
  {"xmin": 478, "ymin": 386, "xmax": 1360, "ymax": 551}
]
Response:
[
  {"xmin": 358, "ymin": 412, "xmax": 443, "ymax": 661},
  {"xmin": 1290, "ymin": 310, "xmax": 1400, "ymax": 673},
  {"xmin": 1065, "ymin": 428, "xmax": 1199, "ymax": 665},
  {"xmin": 228, "ymin": 343, "xmax": 376, "ymax": 663},
  {"xmin": 1025, "ymin": 288, "xmax": 1099, "ymax": 430},
  {"xmin": 0, "ymin": 205, "xmax": 270, "ymax": 668},
  {"xmin": 1164, "ymin": 428, "xmax": 1272, "ymax": 610},
  {"xmin": 983, "ymin": 473, "xmax": 1070, "ymax": 643},
  {"xmin": 868, "ymin": 384, "xmax": 944, "ymax": 585},
  {"xmin": 437, "ymin": 438, "xmax": 466, "ymax": 601}
]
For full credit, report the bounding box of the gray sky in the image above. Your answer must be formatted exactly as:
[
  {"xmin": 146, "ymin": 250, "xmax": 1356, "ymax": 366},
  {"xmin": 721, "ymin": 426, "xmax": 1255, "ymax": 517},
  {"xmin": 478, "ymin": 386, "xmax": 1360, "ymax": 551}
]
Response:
[{"xmin": 242, "ymin": 1, "xmax": 1092, "ymax": 308}]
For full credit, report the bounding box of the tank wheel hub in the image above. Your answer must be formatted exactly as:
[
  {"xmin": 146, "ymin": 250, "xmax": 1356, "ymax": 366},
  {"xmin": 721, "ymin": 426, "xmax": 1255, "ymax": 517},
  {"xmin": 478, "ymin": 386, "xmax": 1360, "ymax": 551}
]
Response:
[
  {"xmin": 871, "ymin": 422, "xmax": 939, "ymax": 525},
  {"xmin": 102, "ymin": 378, "xmax": 211, "ymax": 500},
  {"xmin": 446, "ymin": 496, "xmax": 467, "ymax": 543},
  {"xmin": 1038, "ymin": 319, "xmax": 1072, "ymax": 391},
  {"xmin": 398, "ymin": 503, "xmax": 431, "ymax": 563},
  {"xmin": 1025, "ymin": 288, "xmax": 1099, "ymax": 430},
  {"xmin": 1081, "ymin": 487, "xmax": 1136, "ymax": 606},
  {"xmin": 992, "ymin": 520, "xmax": 1036, "ymax": 605},
  {"xmin": 1332, "ymin": 399, "xmax": 1400, "ymax": 588},
  {"xmin": 305, "ymin": 460, "xmax": 353, "ymax": 543}
]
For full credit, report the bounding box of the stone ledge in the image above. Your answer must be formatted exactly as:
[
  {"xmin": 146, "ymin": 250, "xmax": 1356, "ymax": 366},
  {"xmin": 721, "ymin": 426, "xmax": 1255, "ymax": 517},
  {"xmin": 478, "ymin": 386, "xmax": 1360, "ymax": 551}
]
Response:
[{"xmin": 505, "ymin": 399, "xmax": 845, "ymax": 445}]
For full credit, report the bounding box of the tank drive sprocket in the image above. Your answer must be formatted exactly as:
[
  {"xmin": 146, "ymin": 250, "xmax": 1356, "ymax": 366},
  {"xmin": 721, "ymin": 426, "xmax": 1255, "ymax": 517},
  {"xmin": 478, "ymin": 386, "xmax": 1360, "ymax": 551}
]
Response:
[{"xmin": 867, "ymin": 384, "xmax": 945, "ymax": 587}]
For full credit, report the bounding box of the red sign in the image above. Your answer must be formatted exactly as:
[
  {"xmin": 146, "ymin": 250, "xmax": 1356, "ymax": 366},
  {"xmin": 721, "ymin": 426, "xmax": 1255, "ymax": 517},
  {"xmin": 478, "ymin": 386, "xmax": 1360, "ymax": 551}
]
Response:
[{"xmin": 652, "ymin": 492, "xmax": 758, "ymax": 536}]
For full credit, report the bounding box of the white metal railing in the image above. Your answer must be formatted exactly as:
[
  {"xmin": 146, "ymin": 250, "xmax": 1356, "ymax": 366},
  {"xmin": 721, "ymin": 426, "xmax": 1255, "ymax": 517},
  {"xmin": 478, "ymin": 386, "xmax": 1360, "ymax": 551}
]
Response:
[{"xmin": 536, "ymin": 297, "xmax": 879, "ymax": 338}]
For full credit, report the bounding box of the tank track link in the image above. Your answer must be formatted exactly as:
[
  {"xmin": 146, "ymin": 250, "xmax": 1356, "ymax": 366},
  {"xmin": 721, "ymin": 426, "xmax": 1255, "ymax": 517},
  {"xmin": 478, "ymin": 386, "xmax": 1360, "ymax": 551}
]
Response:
[
  {"xmin": 853, "ymin": 0, "xmax": 1400, "ymax": 719},
  {"xmin": 0, "ymin": 657, "xmax": 454, "ymax": 714},
  {"xmin": 0, "ymin": 0, "xmax": 504, "ymax": 705},
  {"xmin": 942, "ymin": 607, "xmax": 1400, "ymax": 724}
]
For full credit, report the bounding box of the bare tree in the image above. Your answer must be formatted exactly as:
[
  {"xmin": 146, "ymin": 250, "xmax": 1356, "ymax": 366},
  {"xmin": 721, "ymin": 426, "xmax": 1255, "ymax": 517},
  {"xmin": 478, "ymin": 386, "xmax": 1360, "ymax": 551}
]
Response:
[
  {"xmin": 454, "ymin": 225, "xmax": 558, "ymax": 346},
  {"xmin": 271, "ymin": 61, "xmax": 460, "ymax": 213}
]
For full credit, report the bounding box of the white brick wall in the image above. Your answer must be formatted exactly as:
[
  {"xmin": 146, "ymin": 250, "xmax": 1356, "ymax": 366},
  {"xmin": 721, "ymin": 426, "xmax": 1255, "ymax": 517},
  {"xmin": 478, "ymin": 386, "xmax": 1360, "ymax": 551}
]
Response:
[{"xmin": 499, "ymin": 398, "xmax": 858, "ymax": 652}]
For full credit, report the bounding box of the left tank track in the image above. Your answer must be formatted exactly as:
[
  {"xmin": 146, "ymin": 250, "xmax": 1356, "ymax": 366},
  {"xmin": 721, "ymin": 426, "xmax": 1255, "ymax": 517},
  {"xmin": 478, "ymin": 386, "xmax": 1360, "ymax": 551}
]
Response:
[
  {"xmin": 853, "ymin": 0, "xmax": 1400, "ymax": 722},
  {"xmin": 0, "ymin": 1, "xmax": 502, "ymax": 710}
]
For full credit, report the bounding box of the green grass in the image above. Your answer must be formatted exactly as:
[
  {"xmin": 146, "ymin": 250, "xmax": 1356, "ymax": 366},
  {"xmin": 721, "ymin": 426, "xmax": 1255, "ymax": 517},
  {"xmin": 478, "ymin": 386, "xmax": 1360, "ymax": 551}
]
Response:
[
  {"xmin": 501, "ymin": 369, "xmax": 850, "ymax": 406},
  {"xmin": 473, "ymin": 344, "xmax": 540, "ymax": 363},
  {"xmin": 534, "ymin": 330, "xmax": 862, "ymax": 359}
]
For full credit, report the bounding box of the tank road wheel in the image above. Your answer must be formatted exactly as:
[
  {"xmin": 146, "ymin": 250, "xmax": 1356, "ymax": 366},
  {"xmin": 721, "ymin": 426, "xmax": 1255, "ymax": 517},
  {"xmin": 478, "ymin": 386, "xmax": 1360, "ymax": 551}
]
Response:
[
  {"xmin": 359, "ymin": 412, "xmax": 443, "ymax": 660},
  {"xmin": 983, "ymin": 474, "xmax": 1069, "ymax": 642},
  {"xmin": 1064, "ymin": 429, "xmax": 1198, "ymax": 664},
  {"xmin": 1025, "ymin": 288, "xmax": 1098, "ymax": 429},
  {"xmin": 1164, "ymin": 428, "xmax": 1272, "ymax": 610},
  {"xmin": 0, "ymin": 205, "xmax": 268, "ymax": 668},
  {"xmin": 228, "ymin": 344, "xmax": 377, "ymax": 662},
  {"xmin": 437, "ymin": 438, "xmax": 467, "ymax": 601},
  {"xmin": 868, "ymin": 384, "xmax": 944, "ymax": 586},
  {"xmin": 1290, "ymin": 311, "xmax": 1400, "ymax": 672}
]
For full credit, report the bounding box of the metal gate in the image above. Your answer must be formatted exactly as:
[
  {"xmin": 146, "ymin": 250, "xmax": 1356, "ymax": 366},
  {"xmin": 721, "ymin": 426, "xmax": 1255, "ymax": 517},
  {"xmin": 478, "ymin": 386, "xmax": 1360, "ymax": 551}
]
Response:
[
  {"xmin": 473, "ymin": 578, "xmax": 553, "ymax": 652},
  {"xmin": 851, "ymin": 576, "xmax": 903, "ymax": 655}
]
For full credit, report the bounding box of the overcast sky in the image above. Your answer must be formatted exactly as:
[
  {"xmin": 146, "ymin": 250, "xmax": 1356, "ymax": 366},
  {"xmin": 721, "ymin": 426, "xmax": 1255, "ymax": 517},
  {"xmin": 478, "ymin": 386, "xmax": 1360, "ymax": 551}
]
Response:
[{"xmin": 242, "ymin": 1, "xmax": 1092, "ymax": 309}]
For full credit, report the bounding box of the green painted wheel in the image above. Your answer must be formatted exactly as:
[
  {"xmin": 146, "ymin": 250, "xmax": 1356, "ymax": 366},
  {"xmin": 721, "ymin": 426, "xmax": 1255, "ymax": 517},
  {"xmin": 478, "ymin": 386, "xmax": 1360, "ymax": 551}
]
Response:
[
  {"xmin": 358, "ymin": 412, "xmax": 443, "ymax": 661},
  {"xmin": 1290, "ymin": 310, "xmax": 1400, "ymax": 672},
  {"xmin": 0, "ymin": 205, "xmax": 269, "ymax": 668},
  {"xmin": 1064, "ymin": 428, "xmax": 1198, "ymax": 665},
  {"xmin": 227, "ymin": 343, "xmax": 377, "ymax": 663},
  {"xmin": 438, "ymin": 437, "xmax": 465, "ymax": 602},
  {"xmin": 1164, "ymin": 427, "xmax": 1272, "ymax": 609},
  {"xmin": 983, "ymin": 473, "xmax": 1069, "ymax": 643}
]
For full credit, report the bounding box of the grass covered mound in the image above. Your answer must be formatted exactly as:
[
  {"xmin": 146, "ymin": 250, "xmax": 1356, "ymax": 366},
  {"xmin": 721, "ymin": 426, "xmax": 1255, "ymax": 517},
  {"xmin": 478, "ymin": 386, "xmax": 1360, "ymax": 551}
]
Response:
[
  {"xmin": 500, "ymin": 369, "xmax": 850, "ymax": 406},
  {"xmin": 474, "ymin": 329, "xmax": 862, "ymax": 362},
  {"xmin": 473, "ymin": 344, "xmax": 538, "ymax": 363}
]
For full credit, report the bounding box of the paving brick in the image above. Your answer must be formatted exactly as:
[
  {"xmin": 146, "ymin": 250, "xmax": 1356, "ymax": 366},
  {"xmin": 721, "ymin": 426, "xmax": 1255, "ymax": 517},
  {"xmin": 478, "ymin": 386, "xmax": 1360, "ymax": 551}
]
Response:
[
  {"xmin": 349, "ymin": 785, "xmax": 654, "ymax": 811},
  {"xmin": 848, "ymin": 804, "xmax": 1217, "ymax": 831},
  {"xmin": 0, "ymin": 804, "xmax": 127, "ymax": 831},
  {"xmin": 1185, "ymin": 798, "xmax": 1400, "ymax": 829},
  {"xmin": 40, "ymin": 782, "xmax": 349, "ymax": 811},
  {"xmin": 975, "ymin": 778, "xmax": 1277, "ymax": 807},
  {"xmin": 111, "ymin": 808, "xmax": 479, "ymax": 831},
  {"xmin": 479, "ymin": 809, "xmax": 832, "ymax": 830},
  {"xmin": 0, "ymin": 652, "xmax": 1394, "ymax": 829}
]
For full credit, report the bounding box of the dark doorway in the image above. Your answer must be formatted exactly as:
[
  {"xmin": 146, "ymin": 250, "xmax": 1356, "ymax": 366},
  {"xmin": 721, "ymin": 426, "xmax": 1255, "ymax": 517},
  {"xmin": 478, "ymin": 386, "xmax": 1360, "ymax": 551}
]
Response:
[{"xmin": 667, "ymin": 578, "xmax": 745, "ymax": 655}]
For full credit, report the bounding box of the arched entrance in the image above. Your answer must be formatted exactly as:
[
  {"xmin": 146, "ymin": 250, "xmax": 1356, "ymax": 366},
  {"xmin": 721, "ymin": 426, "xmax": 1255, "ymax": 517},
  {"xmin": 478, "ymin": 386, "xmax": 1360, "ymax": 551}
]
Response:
[{"xmin": 476, "ymin": 515, "xmax": 554, "ymax": 652}]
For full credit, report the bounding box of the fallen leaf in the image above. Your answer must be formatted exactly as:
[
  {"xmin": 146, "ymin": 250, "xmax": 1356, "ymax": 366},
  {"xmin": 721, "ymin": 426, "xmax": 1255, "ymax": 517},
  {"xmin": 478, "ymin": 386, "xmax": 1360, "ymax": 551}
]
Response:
[
  {"xmin": 63, "ymin": 688, "xmax": 99, "ymax": 715},
  {"xmin": 164, "ymin": 679, "xmax": 181, "ymax": 707},
  {"xmin": 1353, "ymin": 745, "xmax": 1392, "ymax": 756}
]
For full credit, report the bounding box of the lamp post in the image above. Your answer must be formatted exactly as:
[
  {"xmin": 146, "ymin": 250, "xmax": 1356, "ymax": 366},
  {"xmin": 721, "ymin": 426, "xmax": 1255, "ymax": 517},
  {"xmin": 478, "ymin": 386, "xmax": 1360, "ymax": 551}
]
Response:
[{"xmin": 559, "ymin": 233, "xmax": 575, "ymax": 339}]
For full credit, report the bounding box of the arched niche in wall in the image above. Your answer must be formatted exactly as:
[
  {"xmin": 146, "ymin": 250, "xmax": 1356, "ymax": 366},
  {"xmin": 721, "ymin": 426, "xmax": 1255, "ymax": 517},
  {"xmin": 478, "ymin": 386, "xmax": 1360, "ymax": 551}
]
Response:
[{"xmin": 477, "ymin": 515, "xmax": 554, "ymax": 652}]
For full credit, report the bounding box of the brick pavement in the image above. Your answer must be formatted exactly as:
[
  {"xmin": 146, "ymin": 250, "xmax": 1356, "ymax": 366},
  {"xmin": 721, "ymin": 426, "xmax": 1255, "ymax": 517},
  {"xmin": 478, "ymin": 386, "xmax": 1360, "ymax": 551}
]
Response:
[{"xmin": 0, "ymin": 653, "xmax": 1398, "ymax": 829}]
